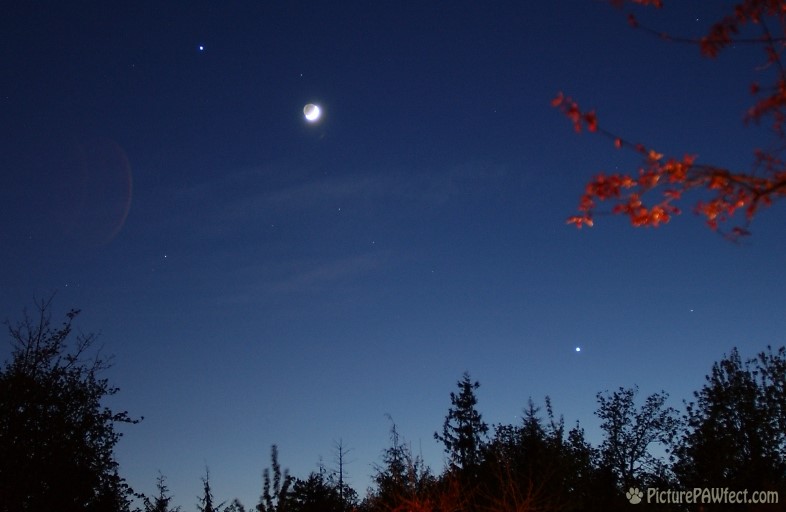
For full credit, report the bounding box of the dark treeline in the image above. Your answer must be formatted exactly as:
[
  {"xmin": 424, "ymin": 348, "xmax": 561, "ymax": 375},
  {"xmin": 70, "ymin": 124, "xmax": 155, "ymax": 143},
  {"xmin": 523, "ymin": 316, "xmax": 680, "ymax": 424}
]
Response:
[{"xmin": 1, "ymin": 300, "xmax": 785, "ymax": 511}]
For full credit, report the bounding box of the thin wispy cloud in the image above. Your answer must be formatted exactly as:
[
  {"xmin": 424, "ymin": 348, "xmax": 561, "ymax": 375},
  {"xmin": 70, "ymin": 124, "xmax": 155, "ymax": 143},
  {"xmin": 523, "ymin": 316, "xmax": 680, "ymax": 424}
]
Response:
[
  {"xmin": 167, "ymin": 159, "xmax": 520, "ymax": 234},
  {"xmin": 205, "ymin": 250, "xmax": 392, "ymax": 308}
]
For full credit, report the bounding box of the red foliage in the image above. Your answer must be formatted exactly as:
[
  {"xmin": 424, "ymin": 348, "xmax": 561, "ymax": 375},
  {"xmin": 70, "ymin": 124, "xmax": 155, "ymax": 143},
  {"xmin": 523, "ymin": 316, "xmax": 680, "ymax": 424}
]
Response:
[{"xmin": 557, "ymin": 0, "xmax": 786, "ymax": 238}]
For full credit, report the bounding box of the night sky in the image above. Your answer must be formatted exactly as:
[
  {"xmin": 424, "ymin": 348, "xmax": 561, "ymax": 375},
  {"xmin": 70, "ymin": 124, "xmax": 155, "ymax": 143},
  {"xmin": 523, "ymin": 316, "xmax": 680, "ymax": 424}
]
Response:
[{"xmin": 3, "ymin": 1, "xmax": 786, "ymax": 508}]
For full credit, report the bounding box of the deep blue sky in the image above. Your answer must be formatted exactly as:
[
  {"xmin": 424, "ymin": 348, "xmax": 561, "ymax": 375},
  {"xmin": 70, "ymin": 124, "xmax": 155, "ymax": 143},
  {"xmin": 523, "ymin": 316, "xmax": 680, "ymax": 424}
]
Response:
[{"xmin": 3, "ymin": 0, "xmax": 786, "ymax": 508}]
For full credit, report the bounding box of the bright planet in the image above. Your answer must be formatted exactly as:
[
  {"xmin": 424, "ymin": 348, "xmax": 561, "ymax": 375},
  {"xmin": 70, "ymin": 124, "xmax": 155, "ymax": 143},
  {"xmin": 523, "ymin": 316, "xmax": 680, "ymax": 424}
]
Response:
[{"xmin": 303, "ymin": 103, "xmax": 321, "ymax": 122}]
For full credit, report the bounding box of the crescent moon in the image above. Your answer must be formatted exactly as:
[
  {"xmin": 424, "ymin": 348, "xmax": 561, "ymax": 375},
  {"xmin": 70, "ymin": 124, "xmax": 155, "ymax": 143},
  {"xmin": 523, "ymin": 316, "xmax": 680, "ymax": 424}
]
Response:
[{"xmin": 303, "ymin": 103, "xmax": 321, "ymax": 122}]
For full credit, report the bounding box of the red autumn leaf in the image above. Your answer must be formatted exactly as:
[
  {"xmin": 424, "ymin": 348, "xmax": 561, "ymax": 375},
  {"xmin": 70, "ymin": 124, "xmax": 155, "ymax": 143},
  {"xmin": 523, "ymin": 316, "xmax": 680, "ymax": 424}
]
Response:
[{"xmin": 584, "ymin": 111, "xmax": 598, "ymax": 132}]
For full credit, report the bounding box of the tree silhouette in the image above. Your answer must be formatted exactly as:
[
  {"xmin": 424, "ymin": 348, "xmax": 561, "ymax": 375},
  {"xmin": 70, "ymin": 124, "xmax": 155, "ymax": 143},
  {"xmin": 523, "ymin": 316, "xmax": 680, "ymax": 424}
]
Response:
[
  {"xmin": 595, "ymin": 386, "xmax": 680, "ymax": 490},
  {"xmin": 224, "ymin": 500, "xmax": 248, "ymax": 512},
  {"xmin": 198, "ymin": 467, "xmax": 227, "ymax": 512},
  {"xmin": 0, "ymin": 297, "xmax": 139, "ymax": 512},
  {"xmin": 434, "ymin": 372, "xmax": 488, "ymax": 474},
  {"xmin": 289, "ymin": 469, "xmax": 355, "ymax": 512},
  {"xmin": 331, "ymin": 439, "xmax": 355, "ymax": 511},
  {"xmin": 141, "ymin": 472, "xmax": 181, "ymax": 512},
  {"xmin": 673, "ymin": 346, "xmax": 786, "ymax": 496},
  {"xmin": 555, "ymin": 0, "xmax": 786, "ymax": 238},
  {"xmin": 257, "ymin": 445, "xmax": 294, "ymax": 512},
  {"xmin": 479, "ymin": 397, "xmax": 617, "ymax": 512},
  {"xmin": 366, "ymin": 418, "xmax": 434, "ymax": 512},
  {"xmin": 480, "ymin": 399, "xmax": 566, "ymax": 511}
]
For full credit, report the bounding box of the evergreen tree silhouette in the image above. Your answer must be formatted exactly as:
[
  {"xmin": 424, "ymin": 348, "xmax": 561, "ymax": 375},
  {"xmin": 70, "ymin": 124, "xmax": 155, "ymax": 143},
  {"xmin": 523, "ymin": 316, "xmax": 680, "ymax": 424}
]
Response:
[
  {"xmin": 197, "ymin": 467, "xmax": 226, "ymax": 512},
  {"xmin": 257, "ymin": 445, "xmax": 293, "ymax": 512},
  {"xmin": 142, "ymin": 472, "xmax": 181, "ymax": 512},
  {"xmin": 434, "ymin": 372, "xmax": 488, "ymax": 473}
]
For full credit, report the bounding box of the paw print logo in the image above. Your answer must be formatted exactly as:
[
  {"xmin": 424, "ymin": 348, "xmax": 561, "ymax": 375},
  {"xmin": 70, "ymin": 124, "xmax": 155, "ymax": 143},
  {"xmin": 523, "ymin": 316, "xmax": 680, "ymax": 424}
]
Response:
[{"xmin": 626, "ymin": 487, "xmax": 644, "ymax": 504}]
